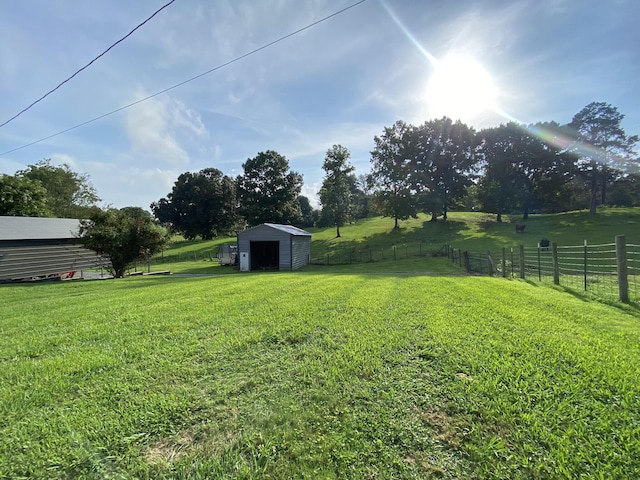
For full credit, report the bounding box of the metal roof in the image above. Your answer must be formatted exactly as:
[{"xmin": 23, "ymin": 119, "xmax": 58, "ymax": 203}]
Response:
[
  {"xmin": 241, "ymin": 223, "xmax": 312, "ymax": 236},
  {"xmin": 0, "ymin": 216, "xmax": 82, "ymax": 241}
]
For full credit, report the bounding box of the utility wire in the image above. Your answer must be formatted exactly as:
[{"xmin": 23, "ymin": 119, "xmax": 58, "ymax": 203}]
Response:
[
  {"xmin": 0, "ymin": 0, "xmax": 177, "ymax": 130},
  {"xmin": 0, "ymin": 0, "xmax": 368, "ymax": 157}
]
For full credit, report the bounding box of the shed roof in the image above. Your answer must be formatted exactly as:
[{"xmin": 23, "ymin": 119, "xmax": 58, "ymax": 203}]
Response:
[
  {"xmin": 0, "ymin": 216, "xmax": 82, "ymax": 241},
  {"xmin": 240, "ymin": 223, "xmax": 312, "ymax": 237}
]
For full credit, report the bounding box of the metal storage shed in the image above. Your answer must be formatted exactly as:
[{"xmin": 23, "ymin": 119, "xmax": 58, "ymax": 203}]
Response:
[
  {"xmin": 237, "ymin": 223, "xmax": 311, "ymax": 272},
  {"xmin": 0, "ymin": 216, "xmax": 101, "ymax": 282}
]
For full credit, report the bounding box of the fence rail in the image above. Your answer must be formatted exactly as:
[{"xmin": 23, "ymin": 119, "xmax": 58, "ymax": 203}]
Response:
[
  {"xmin": 311, "ymin": 242, "xmax": 446, "ymax": 265},
  {"xmin": 448, "ymin": 235, "xmax": 639, "ymax": 303}
]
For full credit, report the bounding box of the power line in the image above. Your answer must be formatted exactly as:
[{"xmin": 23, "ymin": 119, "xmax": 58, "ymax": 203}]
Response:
[
  {"xmin": 0, "ymin": 0, "xmax": 177, "ymax": 130},
  {"xmin": 0, "ymin": 0, "xmax": 368, "ymax": 157}
]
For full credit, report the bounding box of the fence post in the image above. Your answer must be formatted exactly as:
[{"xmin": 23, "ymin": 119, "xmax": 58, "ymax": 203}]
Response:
[
  {"xmin": 537, "ymin": 243, "xmax": 542, "ymax": 281},
  {"xmin": 501, "ymin": 248, "xmax": 507, "ymax": 278},
  {"xmin": 463, "ymin": 251, "xmax": 471, "ymax": 273},
  {"xmin": 616, "ymin": 235, "xmax": 629, "ymax": 303},
  {"xmin": 510, "ymin": 247, "xmax": 514, "ymax": 278},
  {"xmin": 487, "ymin": 251, "xmax": 494, "ymax": 276},
  {"xmin": 583, "ymin": 240, "xmax": 588, "ymax": 291},
  {"xmin": 552, "ymin": 242, "xmax": 560, "ymax": 285},
  {"xmin": 519, "ymin": 245, "xmax": 525, "ymax": 279}
]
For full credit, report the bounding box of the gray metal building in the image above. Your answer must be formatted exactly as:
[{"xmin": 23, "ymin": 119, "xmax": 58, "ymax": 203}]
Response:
[
  {"xmin": 0, "ymin": 216, "xmax": 101, "ymax": 282},
  {"xmin": 237, "ymin": 223, "xmax": 311, "ymax": 272}
]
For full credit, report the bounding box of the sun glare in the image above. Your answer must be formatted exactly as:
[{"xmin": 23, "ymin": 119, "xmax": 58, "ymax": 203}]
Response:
[{"xmin": 426, "ymin": 55, "xmax": 497, "ymax": 121}]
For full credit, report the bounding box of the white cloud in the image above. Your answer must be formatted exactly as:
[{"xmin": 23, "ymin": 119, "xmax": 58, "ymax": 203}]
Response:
[
  {"xmin": 301, "ymin": 182, "xmax": 321, "ymax": 208},
  {"xmin": 123, "ymin": 90, "xmax": 209, "ymax": 167}
]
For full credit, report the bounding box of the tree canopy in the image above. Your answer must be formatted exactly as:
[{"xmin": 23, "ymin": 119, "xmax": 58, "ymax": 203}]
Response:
[
  {"xmin": 152, "ymin": 168, "xmax": 238, "ymax": 240},
  {"xmin": 410, "ymin": 118, "xmax": 478, "ymax": 221},
  {"xmin": 236, "ymin": 150, "xmax": 303, "ymax": 226},
  {"xmin": 319, "ymin": 145, "xmax": 355, "ymax": 237},
  {"xmin": 568, "ymin": 102, "xmax": 639, "ymax": 214},
  {"xmin": 19, "ymin": 159, "xmax": 100, "ymax": 218},
  {"xmin": 80, "ymin": 207, "xmax": 170, "ymax": 278},
  {"xmin": 0, "ymin": 174, "xmax": 50, "ymax": 217},
  {"xmin": 369, "ymin": 121, "xmax": 416, "ymax": 229}
]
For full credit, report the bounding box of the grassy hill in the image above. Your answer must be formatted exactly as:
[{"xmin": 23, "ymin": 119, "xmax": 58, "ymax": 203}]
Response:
[
  {"xmin": 152, "ymin": 208, "xmax": 640, "ymax": 274},
  {"xmin": 1, "ymin": 273, "xmax": 639, "ymax": 478}
]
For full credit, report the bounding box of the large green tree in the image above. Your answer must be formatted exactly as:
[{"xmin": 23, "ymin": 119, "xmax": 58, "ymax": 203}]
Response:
[
  {"xmin": 410, "ymin": 118, "xmax": 477, "ymax": 221},
  {"xmin": 369, "ymin": 121, "xmax": 416, "ymax": 229},
  {"xmin": 476, "ymin": 124, "xmax": 523, "ymax": 222},
  {"xmin": 236, "ymin": 150, "xmax": 303, "ymax": 226},
  {"xmin": 0, "ymin": 174, "xmax": 50, "ymax": 216},
  {"xmin": 297, "ymin": 195, "xmax": 317, "ymax": 228},
  {"xmin": 319, "ymin": 145, "xmax": 355, "ymax": 238},
  {"xmin": 477, "ymin": 122, "xmax": 575, "ymax": 221},
  {"xmin": 80, "ymin": 207, "xmax": 170, "ymax": 278},
  {"xmin": 518, "ymin": 122, "xmax": 575, "ymax": 217},
  {"xmin": 19, "ymin": 159, "xmax": 100, "ymax": 218},
  {"xmin": 568, "ymin": 102, "xmax": 638, "ymax": 215},
  {"xmin": 151, "ymin": 168, "xmax": 238, "ymax": 240}
]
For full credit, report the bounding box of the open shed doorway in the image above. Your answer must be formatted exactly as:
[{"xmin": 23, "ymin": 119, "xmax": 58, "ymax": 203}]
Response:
[{"xmin": 250, "ymin": 241, "xmax": 279, "ymax": 270}]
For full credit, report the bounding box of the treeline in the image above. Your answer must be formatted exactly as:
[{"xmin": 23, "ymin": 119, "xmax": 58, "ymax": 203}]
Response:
[
  {"xmin": 365, "ymin": 102, "xmax": 638, "ymax": 229},
  {"xmin": 152, "ymin": 101, "xmax": 638, "ymax": 239},
  {"xmin": 3, "ymin": 102, "xmax": 637, "ymax": 241}
]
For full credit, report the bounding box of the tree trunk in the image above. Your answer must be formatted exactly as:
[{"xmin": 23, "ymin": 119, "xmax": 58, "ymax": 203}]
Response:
[
  {"xmin": 336, "ymin": 224, "xmax": 341, "ymax": 238},
  {"xmin": 430, "ymin": 211, "xmax": 438, "ymax": 222},
  {"xmin": 394, "ymin": 216, "xmax": 399, "ymax": 229},
  {"xmin": 601, "ymin": 176, "xmax": 607, "ymax": 206},
  {"xmin": 496, "ymin": 213, "xmax": 502, "ymax": 223},
  {"xmin": 589, "ymin": 172, "xmax": 598, "ymax": 215}
]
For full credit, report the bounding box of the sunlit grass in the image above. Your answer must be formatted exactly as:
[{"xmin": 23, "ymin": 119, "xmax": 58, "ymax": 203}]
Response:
[{"xmin": 1, "ymin": 274, "xmax": 639, "ymax": 478}]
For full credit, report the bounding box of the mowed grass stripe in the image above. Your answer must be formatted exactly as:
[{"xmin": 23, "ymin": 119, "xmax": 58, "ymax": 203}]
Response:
[{"xmin": 1, "ymin": 275, "xmax": 639, "ymax": 478}]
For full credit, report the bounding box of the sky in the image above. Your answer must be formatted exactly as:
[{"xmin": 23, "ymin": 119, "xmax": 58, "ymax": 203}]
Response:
[{"xmin": 1, "ymin": 0, "xmax": 639, "ymax": 211}]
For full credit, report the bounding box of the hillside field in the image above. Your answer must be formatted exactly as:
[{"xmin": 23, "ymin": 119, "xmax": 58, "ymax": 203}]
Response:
[
  {"xmin": 1, "ymin": 271, "xmax": 639, "ymax": 478},
  {"xmin": 150, "ymin": 208, "xmax": 639, "ymax": 274}
]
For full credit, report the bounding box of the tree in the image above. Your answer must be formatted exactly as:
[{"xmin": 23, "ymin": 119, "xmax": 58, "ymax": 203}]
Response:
[
  {"xmin": 568, "ymin": 102, "xmax": 638, "ymax": 215},
  {"xmin": 151, "ymin": 168, "xmax": 237, "ymax": 240},
  {"xmin": 476, "ymin": 123, "xmax": 526, "ymax": 222},
  {"xmin": 477, "ymin": 122, "xmax": 575, "ymax": 221},
  {"xmin": 19, "ymin": 159, "xmax": 100, "ymax": 218},
  {"xmin": 318, "ymin": 145, "xmax": 355, "ymax": 238},
  {"xmin": 369, "ymin": 121, "xmax": 416, "ymax": 229},
  {"xmin": 518, "ymin": 122, "xmax": 575, "ymax": 217},
  {"xmin": 0, "ymin": 174, "xmax": 50, "ymax": 216},
  {"xmin": 236, "ymin": 150, "xmax": 303, "ymax": 226},
  {"xmin": 410, "ymin": 118, "xmax": 477, "ymax": 221},
  {"xmin": 298, "ymin": 195, "xmax": 318, "ymax": 228},
  {"xmin": 350, "ymin": 173, "xmax": 373, "ymax": 220},
  {"xmin": 80, "ymin": 207, "xmax": 170, "ymax": 278}
]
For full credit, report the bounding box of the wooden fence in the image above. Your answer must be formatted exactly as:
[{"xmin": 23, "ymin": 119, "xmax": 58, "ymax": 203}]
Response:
[
  {"xmin": 447, "ymin": 235, "xmax": 639, "ymax": 303},
  {"xmin": 311, "ymin": 242, "xmax": 446, "ymax": 265}
]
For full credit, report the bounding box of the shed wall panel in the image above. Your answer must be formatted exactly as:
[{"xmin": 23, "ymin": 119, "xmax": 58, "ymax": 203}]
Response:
[
  {"xmin": 0, "ymin": 241, "xmax": 102, "ymax": 281},
  {"xmin": 291, "ymin": 236, "xmax": 311, "ymax": 270}
]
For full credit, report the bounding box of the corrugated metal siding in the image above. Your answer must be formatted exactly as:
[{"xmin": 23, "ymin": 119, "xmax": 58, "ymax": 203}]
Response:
[
  {"xmin": 238, "ymin": 224, "xmax": 312, "ymax": 271},
  {"xmin": 238, "ymin": 225, "xmax": 290, "ymax": 271},
  {"xmin": 0, "ymin": 240, "xmax": 102, "ymax": 281},
  {"xmin": 291, "ymin": 236, "xmax": 311, "ymax": 271}
]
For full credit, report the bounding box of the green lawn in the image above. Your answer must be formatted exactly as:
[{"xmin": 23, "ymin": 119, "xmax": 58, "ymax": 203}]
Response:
[{"xmin": 1, "ymin": 273, "xmax": 639, "ymax": 478}]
